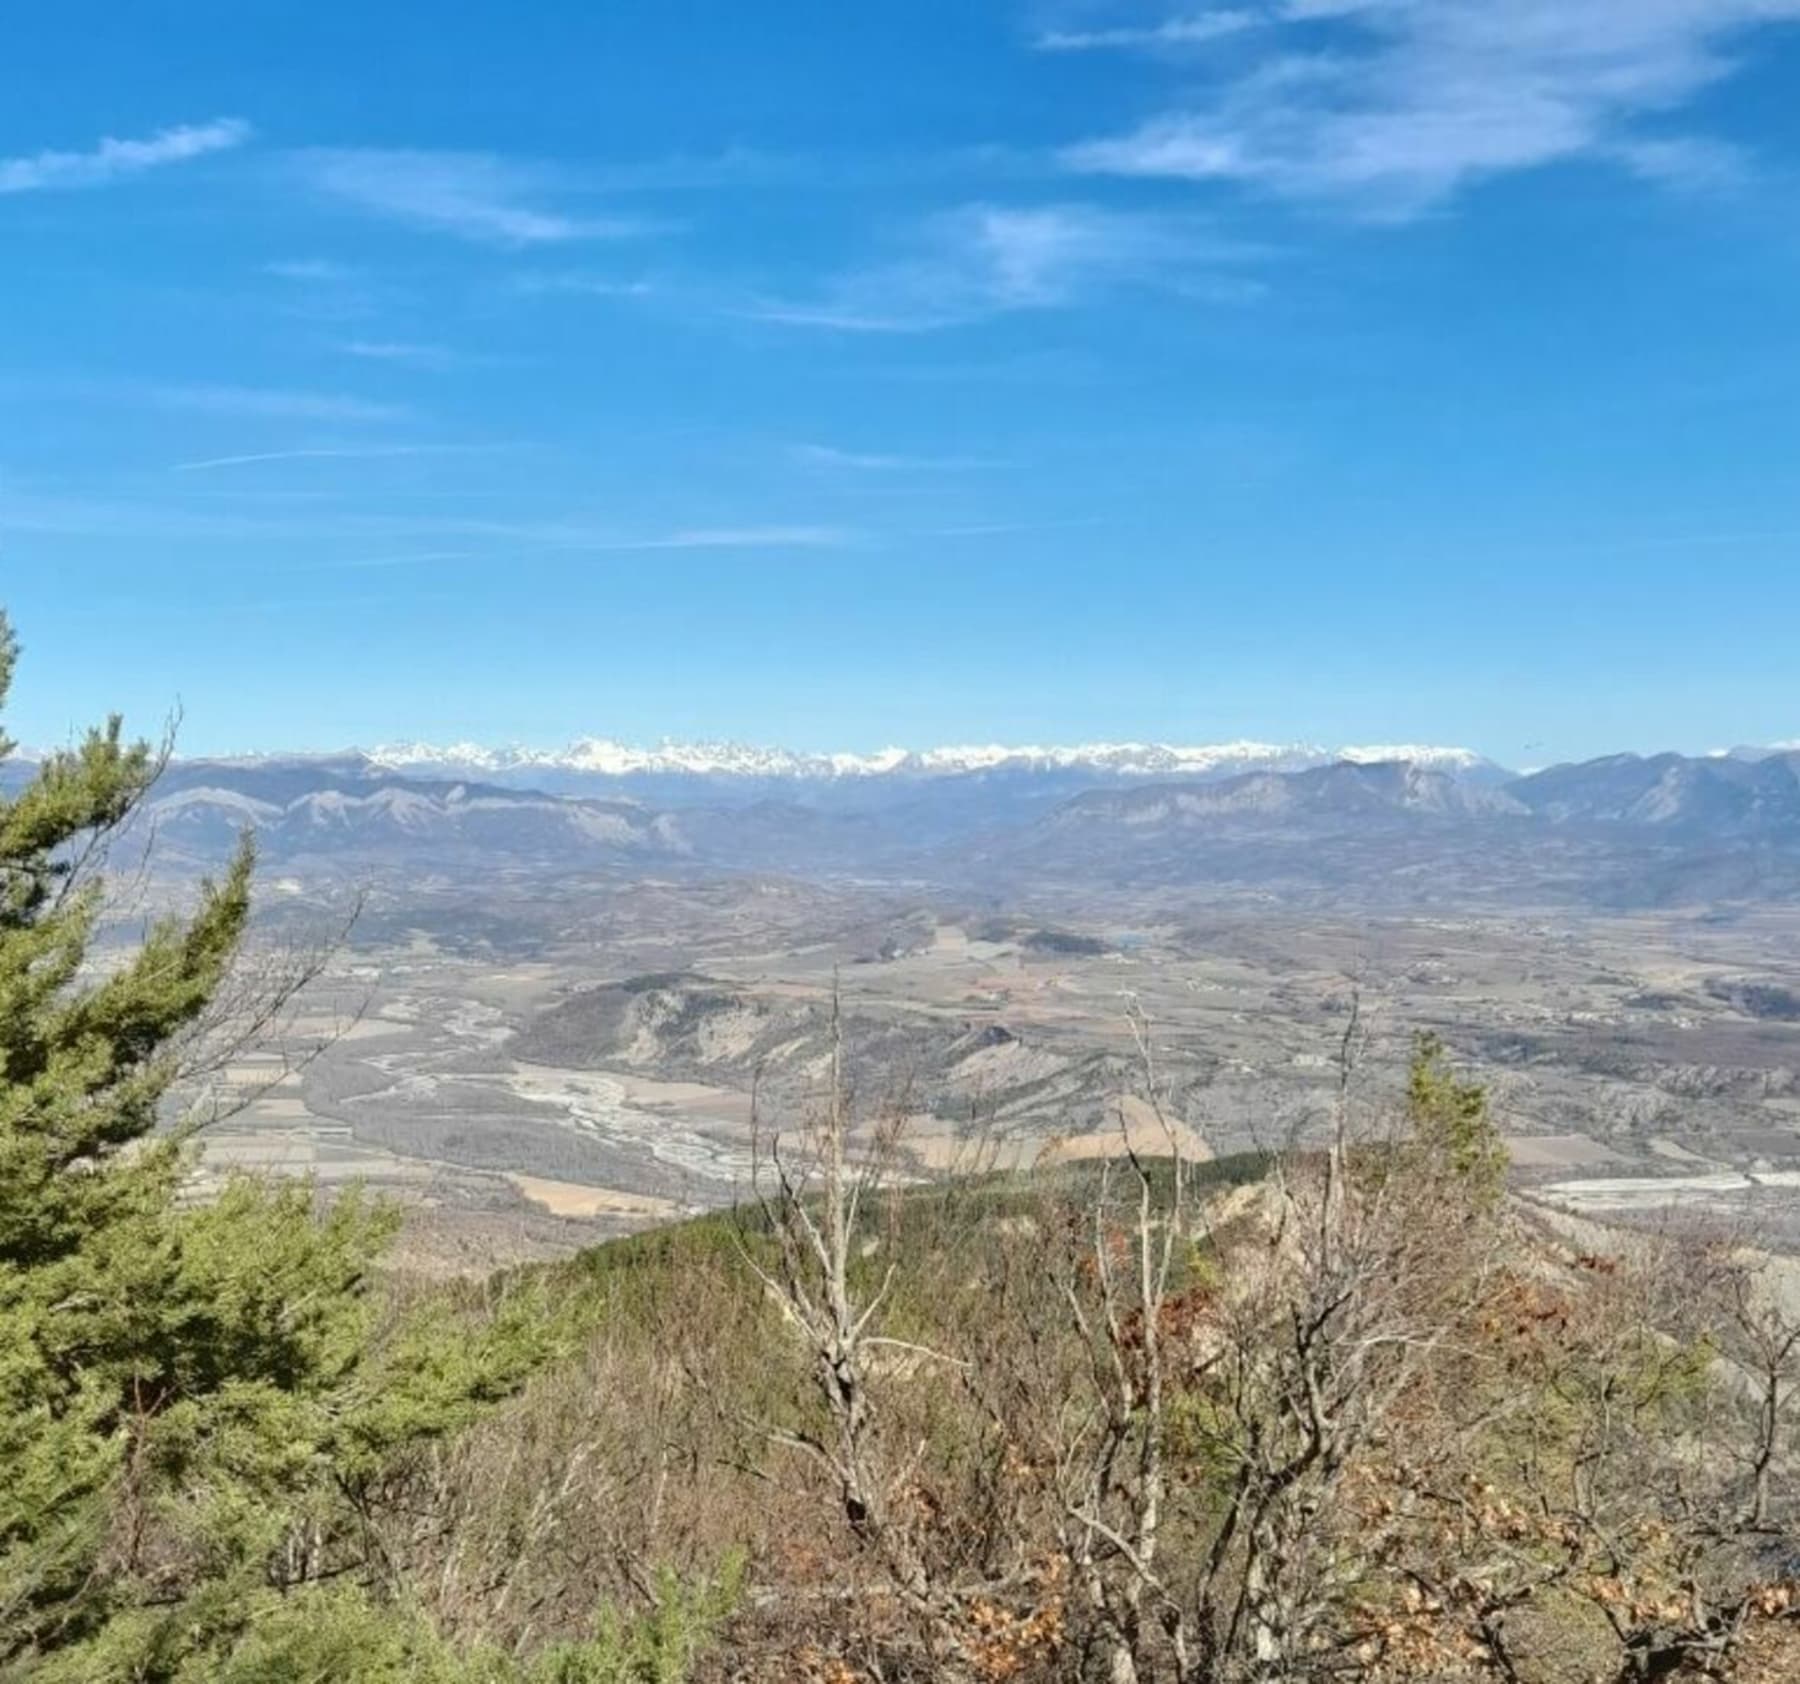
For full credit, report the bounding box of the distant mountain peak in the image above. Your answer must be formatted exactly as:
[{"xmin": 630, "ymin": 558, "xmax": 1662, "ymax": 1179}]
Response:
[{"xmin": 363, "ymin": 736, "xmax": 1500, "ymax": 782}]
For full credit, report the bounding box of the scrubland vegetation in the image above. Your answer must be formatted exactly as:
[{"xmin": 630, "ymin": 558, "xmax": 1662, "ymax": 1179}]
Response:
[{"xmin": 4, "ymin": 610, "xmax": 1798, "ymax": 1682}]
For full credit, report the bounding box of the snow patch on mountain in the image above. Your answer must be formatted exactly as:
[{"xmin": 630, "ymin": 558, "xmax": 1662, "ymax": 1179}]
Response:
[{"xmin": 365, "ymin": 737, "xmax": 1496, "ymax": 781}]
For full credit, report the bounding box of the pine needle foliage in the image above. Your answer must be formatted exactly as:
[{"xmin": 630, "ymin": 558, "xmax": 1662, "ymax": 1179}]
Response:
[{"xmin": 0, "ymin": 613, "xmax": 554, "ymax": 1681}]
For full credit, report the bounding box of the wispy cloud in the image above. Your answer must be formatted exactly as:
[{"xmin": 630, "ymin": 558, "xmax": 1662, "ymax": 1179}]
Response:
[
  {"xmin": 751, "ymin": 202, "xmax": 1263, "ymax": 332},
  {"xmin": 920, "ymin": 517, "xmax": 1105, "ymax": 538},
  {"xmin": 1064, "ymin": 1, "xmax": 1800, "ymax": 218},
  {"xmin": 792, "ymin": 443, "xmax": 989, "ymax": 471},
  {"xmin": 0, "ymin": 484, "xmax": 852, "ymax": 555},
  {"xmin": 0, "ymin": 374, "xmax": 409, "ymax": 426},
  {"xmin": 265, "ymin": 258, "xmax": 357, "ymax": 282},
  {"xmin": 303, "ymin": 518, "xmax": 854, "ymax": 553},
  {"xmin": 171, "ymin": 445, "xmax": 492, "ymax": 473},
  {"xmin": 512, "ymin": 272, "xmax": 655, "ymax": 299},
  {"xmin": 1036, "ymin": 9, "xmax": 1258, "ymax": 51},
  {"xmin": 330, "ymin": 518, "xmax": 853, "ymax": 554},
  {"xmin": 0, "ymin": 118, "xmax": 250, "ymax": 194},
  {"xmin": 293, "ymin": 148, "xmax": 657, "ymax": 245},
  {"xmin": 572, "ymin": 525, "xmax": 849, "ymax": 553},
  {"xmin": 338, "ymin": 340, "xmax": 459, "ymax": 369},
  {"xmin": 152, "ymin": 384, "xmax": 410, "ymax": 423},
  {"xmin": 259, "ymin": 256, "xmax": 390, "ymax": 326},
  {"xmin": 1614, "ymin": 134, "xmax": 1747, "ymax": 193},
  {"xmin": 287, "ymin": 550, "xmax": 474, "ymax": 572}
]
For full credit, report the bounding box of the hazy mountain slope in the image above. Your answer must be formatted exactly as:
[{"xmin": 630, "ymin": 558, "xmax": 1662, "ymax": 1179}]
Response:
[
  {"xmin": 137, "ymin": 754, "xmax": 688, "ymax": 873},
  {"xmin": 1040, "ymin": 760, "xmax": 1527, "ymax": 830},
  {"xmin": 1510, "ymin": 750, "xmax": 1800, "ymax": 832},
  {"xmin": 983, "ymin": 755, "xmax": 1800, "ymax": 907}
]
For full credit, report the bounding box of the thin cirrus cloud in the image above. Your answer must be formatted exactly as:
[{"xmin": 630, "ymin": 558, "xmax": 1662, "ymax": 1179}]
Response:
[
  {"xmin": 0, "ymin": 484, "xmax": 852, "ymax": 559},
  {"xmin": 170, "ymin": 445, "xmax": 500, "ymax": 473},
  {"xmin": 265, "ymin": 258, "xmax": 359, "ymax": 282},
  {"xmin": 292, "ymin": 148, "xmax": 659, "ymax": 245},
  {"xmin": 287, "ymin": 550, "xmax": 475, "ymax": 573},
  {"xmin": 0, "ymin": 374, "xmax": 409, "ymax": 425},
  {"xmin": 614, "ymin": 525, "xmax": 847, "ymax": 552},
  {"xmin": 296, "ymin": 511, "xmax": 855, "ymax": 553},
  {"xmin": 338, "ymin": 340, "xmax": 459, "ymax": 369},
  {"xmin": 436, "ymin": 523, "xmax": 851, "ymax": 553},
  {"xmin": 750, "ymin": 202, "xmax": 1265, "ymax": 332},
  {"xmin": 151, "ymin": 383, "xmax": 410, "ymax": 424},
  {"xmin": 1035, "ymin": 10, "xmax": 1260, "ymax": 51},
  {"xmin": 1063, "ymin": 0, "xmax": 1800, "ymax": 218},
  {"xmin": 791, "ymin": 443, "xmax": 990, "ymax": 472},
  {"xmin": 0, "ymin": 118, "xmax": 250, "ymax": 194},
  {"xmin": 512, "ymin": 272, "xmax": 655, "ymax": 299}
]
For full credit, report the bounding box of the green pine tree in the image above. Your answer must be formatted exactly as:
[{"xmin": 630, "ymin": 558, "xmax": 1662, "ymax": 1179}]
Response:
[
  {"xmin": 0, "ymin": 609, "xmax": 260, "ymax": 1665},
  {"xmin": 0, "ymin": 613, "xmax": 545, "ymax": 1681},
  {"xmin": 1405, "ymin": 1030, "xmax": 1508, "ymax": 1203}
]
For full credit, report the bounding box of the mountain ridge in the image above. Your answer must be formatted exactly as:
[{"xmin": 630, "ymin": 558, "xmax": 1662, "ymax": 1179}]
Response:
[
  {"xmin": 362, "ymin": 737, "xmax": 1503, "ymax": 782},
  {"xmin": 27, "ymin": 744, "xmax": 1800, "ymax": 910}
]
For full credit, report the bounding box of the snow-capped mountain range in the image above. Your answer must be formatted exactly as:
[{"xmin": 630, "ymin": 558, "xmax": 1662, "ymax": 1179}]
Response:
[
  {"xmin": 18, "ymin": 739, "xmax": 1800, "ymax": 908},
  {"xmin": 363, "ymin": 737, "xmax": 1501, "ymax": 783}
]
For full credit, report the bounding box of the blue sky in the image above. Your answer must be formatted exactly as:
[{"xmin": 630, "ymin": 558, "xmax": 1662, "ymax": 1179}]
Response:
[{"xmin": 5, "ymin": 0, "xmax": 1800, "ymax": 763}]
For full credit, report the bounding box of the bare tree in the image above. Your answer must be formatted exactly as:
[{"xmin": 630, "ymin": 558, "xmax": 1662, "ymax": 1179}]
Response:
[
  {"xmin": 736, "ymin": 980, "xmax": 983, "ymax": 1676},
  {"xmin": 1709, "ymin": 1246, "xmax": 1800, "ymax": 1531},
  {"xmin": 1046, "ymin": 1002, "xmax": 1192, "ymax": 1684}
]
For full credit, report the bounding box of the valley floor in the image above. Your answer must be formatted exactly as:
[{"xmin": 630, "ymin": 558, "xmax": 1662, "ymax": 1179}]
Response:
[{"xmin": 188, "ymin": 885, "xmax": 1800, "ymax": 1271}]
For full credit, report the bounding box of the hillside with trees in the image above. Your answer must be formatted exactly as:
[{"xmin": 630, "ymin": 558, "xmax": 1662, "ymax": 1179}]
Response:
[{"xmin": 3, "ymin": 608, "xmax": 1799, "ymax": 1683}]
